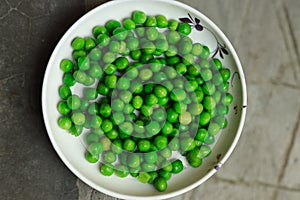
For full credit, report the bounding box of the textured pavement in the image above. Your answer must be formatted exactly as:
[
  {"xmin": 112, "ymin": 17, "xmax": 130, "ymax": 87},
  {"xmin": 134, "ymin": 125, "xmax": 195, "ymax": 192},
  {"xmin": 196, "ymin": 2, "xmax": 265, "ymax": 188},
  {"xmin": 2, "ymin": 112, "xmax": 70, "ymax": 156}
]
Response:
[{"xmin": 1, "ymin": 0, "xmax": 300, "ymax": 199}]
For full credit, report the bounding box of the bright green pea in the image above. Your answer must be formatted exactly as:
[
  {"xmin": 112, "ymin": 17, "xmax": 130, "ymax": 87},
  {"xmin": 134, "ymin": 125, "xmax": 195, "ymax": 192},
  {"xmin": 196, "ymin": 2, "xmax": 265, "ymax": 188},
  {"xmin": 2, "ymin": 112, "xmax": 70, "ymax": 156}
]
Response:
[
  {"xmin": 203, "ymin": 96, "xmax": 216, "ymax": 110},
  {"xmin": 140, "ymin": 105, "xmax": 153, "ymax": 117},
  {"xmin": 167, "ymin": 108, "xmax": 178, "ymax": 123},
  {"xmin": 57, "ymin": 101, "xmax": 71, "ymax": 115},
  {"xmin": 71, "ymin": 112, "xmax": 85, "ymax": 126},
  {"xmin": 112, "ymin": 112, "xmax": 125, "ymax": 125},
  {"xmin": 67, "ymin": 95, "xmax": 81, "ymax": 110},
  {"xmin": 73, "ymin": 70, "xmax": 87, "ymax": 84},
  {"xmin": 153, "ymin": 135, "xmax": 168, "ymax": 150},
  {"xmin": 63, "ymin": 73, "xmax": 75, "ymax": 87},
  {"xmin": 133, "ymin": 11, "xmax": 147, "ymax": 24},
  {"xmin": 145, "ymin": 16, "xmax": 157, "ymax": 27},
  {"xmin": 117, "ymin": 77, "xmax": 130, "ymax": 90},
  {"xmin": 85, "ymin": 152, "xmax": 99, "ymax": 163},
  {"xmin": 123, "ymin": 138, "xmax": 136, "ymax": 152},
  {"xmin": 212, "ymin": 58, "xmax": 222, "ymax": 70},
  {"xmin": 222, "ymin": 93, "xmax": 233, "ymax": 105},
  {"xmin": 60, "ymin": 59, "xmax": 73, "ymax": 72},
  {"xmin": 90, "ymin": 115, "xmax": 102, "ymax": 129},
  {"xmin": 104, "ymin": 75, "xmax": 117, "ymax": 89},
  {"xmin": 146, "ymin": 121, "xmax": 161, "ymax": 136},
  {"xmin": 115, "ymin": 57, "xmax": 129, "ymax": 71},
  {"xmin": 138, "ymin": 139, "xmax": 151, "ymax": 152},
  {"xmin": 58, "ymin": 116, "xmax": 72, "ymax": 130},
  {"xmin": 97, "ymin": 83, "xmax": 109, "ymax": 95},
  {"xmin": 170, "ymin": 88, "xmax": 186, "ymax": 101},
  {"xmin": 192, "ymin": 43, "xmax": 203, "ymax": 56},
  {"xmin": 115, "ymin": 164, "xmax": 129, "ymax": 178},
  {"xmin": 111, "ymin": 99, "xmax": 124, "ymax": 112},
  {"xmin": 161, "ymin": 121, "xmax": 173, "ymax": 135},
  {"xmin": 59, "ymin": 85, "xmax": 71, "ymax": 100},
  {"xmin": 132, "ymin": 95, "xmax": 143, "ymax": 109},
  {"xmin": 100, "ymin": 163, "xmax": 114, "ymax": 176},
  {"xmin": 127, "ymin": 154, "xmax": 141, "ymax": 168},
  {"xmin": 103, "ymin": 52, "xmax": 116, "ymax": 63},
  {"xmin": 145, "ymin": 94, "xmax": 158, "ymax": 106},
  {"xmin": 126, "ymin": 37, "xmax": 139, "ymax": 51},
  {"xmin": 139, "ymin": 68, "xmax": 153, "ymax": 81},
  {"xmin": 155, "ymin": 39, "xmax": 169, "ymax": 52},
  {"xmin": 175, "ymin": 63, "xmax": 187, "ymax": 74},
  {"xmin": 171, "ymin": 159, "xmax": 183, "ymax": 174},
  {"xmin": 199, "ymin": 111, "xmax": 211, "ymax": 126},
  {"xmin": 123, "ymin": 18, "xmax": 136, "ymax": 30},
  {"xmin": 156, "ymin": 15, "xmax": 168, "ymax": 28},
  {"xmin": 71, "ymin": 37, "xmax": 85, "ymax": 50},
  {"xmin": 154, "ymin": 177, "xmax": 167, "ymax": 192},
  {"xmin": 84, "ymin": 37, "xmax": 96, "ymax": 51},
  {"xmin": 173, "ymin": 102, "xmax": 187, "ymax": 114},
  {"xmin": 195, "ymin": 128, "xmax": 208, "ymax": 142},
  {"xmin": 177, "ymin": 23, "xmax": 191, "ymax": 35},
  {"xmin": 220, "ymin": 68, "xmax": 231, "ymax": 82},
  {"xmin": 99, "ymin": 103, "xmax": 112, "ymax": 118},
  {"xmin": 200, "ymin": 46, "xmax": 210, "ymax": 59},
  {"xmin": 72, "ymin": 50, "xmax": 86, "ymax": 60},
  {"xmin": 101, "ymin": 119, "xmax": 113, "ymax": 133},
  {"xmin": 88, "ymin": 64, "xmax": 102, "ymax": 78},
  {"xmin": 168, "ymin": 19, "xmax": 178, "ymax": 30}
]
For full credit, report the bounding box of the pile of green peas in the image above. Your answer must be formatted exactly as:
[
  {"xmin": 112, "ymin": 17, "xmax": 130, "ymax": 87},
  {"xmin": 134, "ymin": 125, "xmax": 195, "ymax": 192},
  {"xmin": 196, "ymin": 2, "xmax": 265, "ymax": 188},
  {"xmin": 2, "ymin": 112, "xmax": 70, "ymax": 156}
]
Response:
[{"xmin": 57, "ymin": 10, "xmax": 233, "ymax": 192}]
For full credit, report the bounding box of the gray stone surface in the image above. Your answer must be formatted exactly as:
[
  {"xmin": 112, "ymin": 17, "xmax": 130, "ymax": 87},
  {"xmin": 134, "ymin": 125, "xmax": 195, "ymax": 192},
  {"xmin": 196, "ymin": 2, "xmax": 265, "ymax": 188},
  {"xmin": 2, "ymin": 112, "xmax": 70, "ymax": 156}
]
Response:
[
  {"xmin": 2, "ymin": 0, "xmax": 300, "ymax": 200},
  {"xmin": 0, "ymin": 0, "xmax": 85, "ymax": 199}
]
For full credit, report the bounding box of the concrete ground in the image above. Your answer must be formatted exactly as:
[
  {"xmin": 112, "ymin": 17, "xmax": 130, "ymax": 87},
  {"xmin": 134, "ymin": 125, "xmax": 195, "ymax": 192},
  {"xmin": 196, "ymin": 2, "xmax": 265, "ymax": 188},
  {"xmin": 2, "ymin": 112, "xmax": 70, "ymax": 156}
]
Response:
[{"xmin": 1, "ymin": 0, "xmax": 300, "ymax": 199}]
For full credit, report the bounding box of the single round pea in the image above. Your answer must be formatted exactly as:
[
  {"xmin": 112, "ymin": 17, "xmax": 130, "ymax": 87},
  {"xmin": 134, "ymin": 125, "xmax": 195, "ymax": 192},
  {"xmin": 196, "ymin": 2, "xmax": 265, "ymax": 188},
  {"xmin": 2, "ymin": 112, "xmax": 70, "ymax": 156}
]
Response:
[
  {"xmin": 63, "ymin": 73, "xmax": 76, "ymax": 87},
  {"xmin": 171, "ymin": 159, "xmax": 183, "ymax": 174},
  {"xmin": 130, "ymin": 49, "xmax": 142, "ymax": 60},
  {"xmin": 152, "ymin": 109, "xmax": 166, "ymax": 122},
  {"xmin": 102, "ymin": 151, "xmax": 116, "ymax": 163},
  {"xmin": 58, "ymin": 116, "xmax": 72, "ymax": 130},
  {"xmin": 192, "ymin": 43, "xmax": 203, "ymax": 56},
  {"xmin": 101, "ymin": 119, "xmax": 113, "ymax": 133},
  {"xmin": 179, "ymin": 112, "xmax": 192, "ymax": 125},
  {"xmin": 139, "ymin": 68, "xmax": 153, "ymax": 81},
  {"xmin": 67, "ymin": 95, "xmax": 81, "ymax": 110},
  {"xmin": 60, "ymin": 59, "xmax": 73, "ymax": 72},
  {"xmin": 127, "ymin": 154, "xmax": 141, "ymax": 168},
  {"xmin": 126, "ymin": 37, "xmax": 139, "ymax": 51},
  {"xmin": 168, "ymin": 19, "xmax": 179, "ymax": 30},
  {"xmin": 115, "ymin": 57, "xmax": 129, "ymax": 71},
  {"xmin": 222, "ymin": 93, "xmax": 233, "ymax": 105},
  {"xmin": 59, "ymin": 85, "xmax": 71, "ymax": 100},
  {"xmin": 119, "ymin": 122, "xmax": 134, "ymax": 136},
  {"xmin": 71, "ymin": 112, "xmax": 86, "ymax": 126},
  {"xmin": 144, "ymin": 152, "xmax": 158, "ymax": 164},
  {"xmin": 203, "ymin": 96, "xmax": 217, "ymax": 110},
  {"xmin": 178, "ymin": 23, "xmax": 192, "ymax": 35},
  {"xmin": 132, "ymin": 95, "xmax": 143, "ymax": 109},
  {"xmin": 84, "ymin": 37, "xmax": 96, "ymax": 51},
  {"xmin": 167, "ymin": 31, "xmax": 181, "ymax": 44},
  {"xmin": 90, "ymin": 115, "xmax": 102, "ymax": 129},
  {"xmin": 133, "ymin": 11, "xmax": 147, "ymax": 24},
  {"xmin": 165, "ymin": 45, "xmax": 178, "ymax": 57},
  {"xmin": 199, "ymin": 111, "xmax": 211, "ymax": 126},
  {"xmin": 85, "ymin": 152, "xmax": 99, "ymax": 163},
  {"xmin": 140, "ymin": 105, "xmax": 153, "ymax": 117},
  {"xmin": 103, "ymin": 52, "xmax": 116, "ymax": 64},
  {"xmin": 97, "ymin": 83, "xmax": 109, "ymax": 95},
  {"xmin": 104, "ymin": 75, "xmax": 117, "ymax": 89},
  {"xmin": 111, "ymin": 99, "xmax": 124, "ymax": 112},
  {"xmin": 203, "ymin": 82, "xmax": 216, "ymax": 95},
  {"xmin": 88, "ymin": 64, "xmax": 102, "ymax": 78},
  {"xmin": 99, "ymin": 103, "xmax": 112, "ymax": 118},
  {"xmin": 220, "ymin": 68, "xmax": 231, "ymax": 82},
  {"xmin": 146, "ymin": 121, "xmax": 161, "ymax": 136},
  {"xmin": 84, "ymin": 88, "xmax": 97, "ymax": 100},
  {"xmin": 212, "ymin": 58, "xmax": 222, "ymax": 70},
  {"xmin": 160, "ymin": 147, "xmax": 172, "ymax": 158},
  {"xmin": 179, "ymin": 40, "xmax": 193, "ymax": 55},
  {"xmin": 156, "ymin": 15, "xmax": 168, "ymax": 28},
  {"xmin": 153, "ymin": 135, "xmax": 168, "ymax": 150},
  {"xmin": 73, "ymin": 70, "xmax": 87, "ymax": 84},
  {"xmin": 214, "ymin": 115, "xmax": 228, "ymax": 129},
  {"xmin": 71, "ymin": 37, "xmax": 85, "ymax": 50},
  {"xmin": 123, "ymin": 18, "xmax": 136, "ymax": 30},
  {"xmin": 189, "ymin": 103, "xmax": 203, "ymax": 115},
  {"xmin": 72, "ymin": 50, "xmax": 86, "ymax": 60},
  {"xmin": 170, "ymin": 88, "xmax": 186, "ymax": 101},
  {"xmin": 117, "ymin": 77, "xmax": 130, "ymax": 90},
  {"xmin": 88, "ymin": 142, "xmax": 103, "ymax": 156},
  {"xmin": 200, "ymin": 46, "xmax": 210, "ymax": 59},
  {"xmin": 137, "ymin": 139, "xmax": 151, "ymax": 152},
  {"xmin": 208, "ymin": 122, "xmax": 221, "ymax": 136},
  {"xmin": 100, "ymin": 163, "xmax": 114, "ymax": 176},
  {"xmin": 123, "ymin": 138, "xmax": 136, "ymax": 152},
  {"xmin": 145, "ymin": 16, "xmax": 157, "ymax": 27},
  {"xmin": 57, "ymin": 101, "xmax": 71, "ymax": 115},
  {"xmin": 154, "ymin": 177, "xmax": 167, "ymax": 192},
  {"xmin": 167, "ymin": 108, "xmax": 178, "ymax": 123},
  {"xmin": 195, "ymin": 128, "xmax": 208, "ymax": 142},
  {"xmin": 155, "ymin": 39, "xmax": 169, "ymax": 52}
]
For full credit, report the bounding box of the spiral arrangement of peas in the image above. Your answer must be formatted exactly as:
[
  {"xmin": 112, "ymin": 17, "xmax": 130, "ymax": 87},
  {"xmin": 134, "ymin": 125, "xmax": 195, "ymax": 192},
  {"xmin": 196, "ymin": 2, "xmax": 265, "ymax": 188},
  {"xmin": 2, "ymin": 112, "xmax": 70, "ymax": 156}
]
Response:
[{"xmin": 57, "ymin": 10, "xmax": 233, "ymax": 192}]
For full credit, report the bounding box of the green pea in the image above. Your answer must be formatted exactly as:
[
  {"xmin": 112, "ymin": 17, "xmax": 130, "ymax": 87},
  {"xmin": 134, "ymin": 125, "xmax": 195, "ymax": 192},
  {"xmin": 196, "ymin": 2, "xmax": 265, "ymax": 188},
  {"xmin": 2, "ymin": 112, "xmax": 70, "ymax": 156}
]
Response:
[
  {"xmin": 58, "ymin": 116, "xmax": 72, "ymax": 130},
  {"xmin": 62, "ymin": 73, "xmax": 75, "ymax": 87},
  {"xmin": 155, "ymin": 39, "xmax": 169, "ymax": 52},
  {"xmin": 100, "ymin": 163, "xmax": 114, "ymax": 176},
  {"xmin": 160, "ymin": 147, "xmax": 172, "ymax": 158},
  {"xmin": 123, "ymin": 138, "xmax": 136, "ymax": 152},
  {"xmin": 213, "ymin": 73, "xmax": 224, "ymax": 86},
  {"xmin": 59, "ymin": 85, "xmax": 71, "ymax": 100},
  {"xmin": 156, "ymin": 15, "xmax": 168, "ymax": 28},
  {"xmin": 154, "ymin": 177, "xmax": 167, "ymax": 192},
  {"xmin": 189, "ymin": 103, "xmax": 203, "ymax": 115},
  {"xmin": 144, "ymin": 152, "xmax": 158, "ymax": 164},
  {"xmin": 200, "ymin": 46, "xmax": 210, "ymax": 59},
  {"xmin": 103, "ymin": 52, "xmax": 116, "ymax": 64},
  {"xmin": 71, "ymin": 112, "xmax": 86, "ymax": 126},
  {"xmin": 71, "ymin": 37, "xmax": 85, "ymax": 50},
  {"xmin": 111, "ymin": 139, "xmax": 123, "ymax": 154},
  {"xmin": 73, "ymin": 70, "xmax": 87, "ymax": 84},
  {"xmin": 167, "ymin": 108, "xmax": 178, "ymax": 123},
  {"xmin": 168, "ymin": 19, "xmax": 178, "ymax": 30},
  {"xmin": 177, "ymin": 23, "xmax": 191, "ymax": 35},
  {"xmin": 203, "ymin": 96, "xmax": 216, "ymax": 110},
  {"xmin": 84, "ymin": 88, "xmax": 97, "ymax": 100},
  {"xmin": 214, "ymin": 115, "xmax": 227, "ymax": 129},
  {"xmin": 85, "ymin": 133, "xmax": 99, "ymax": 145},
  {"xmin": 199, "ymin": 111, "xmax": 211, "ymax": 126},
  {"xmin": 140, "ymin": 105, "xmax": 153, "ymax": 117},
  {"xmin": 88, "ymin": 64, "xmax": 102, "ymax": 78},
  {"xmin": 98, "ymin": 103, "xmax": 111, "ymax": 118},
  {"xmin": 192, "ymin": 43, "xmax": 203, "ymax": 56},
  {"xmin": 84, "ymin": 37, "xmax": 96, "ymax": 51},
  {"xmin": 132, "ymin": 95, "xmax": 143, "ymax": 109},
  {"xmin": 203, "ymin": 82, "xmax": 216, "ymax": 95},
  {"xmin": 139, "ymin": 68, "xmax": 153, "ymax": 81},
  {"xmin": 72, "ymin": 50, "xmax": 86, "ymax": 60},
  {"xmin": 180, "ymin": 137, "xmax": 196, "ymax": 152},
  {"xmin": 146, "ymin": 121, "xmax": 161, "ymax": 136},
  {"xmin": 97, "ymin": 83, "xmax": 109, "ymax": 95},
  {"xmin": 137, "ymin": 172, "xmax": 151, "ymax": 183},
  {"xmin": 167, "ymin": 31, "xmax": 181, "ymax": 44},
  {"xmin": 57, "ymin": 101, "xmax": 71, "ymax": 115},
  {"xmin": 111, "ymin": 99, "xmax": 124, "ymax": 112},
  {"xmin": 179, "ymin": 40, "xmax": 193, "ymax": 55},
  {"xmin": 195, "ymin": 128, "xmax": 208, "ymax": 142},
  {"xmin": 127, "ymin": 154, "xmax": 141, "ymax": 168},
  {"xmin": 145, "ymin": 16, "xmax": 157, "ymax": 27},
  {"xmin": 171, "ymin": 159, "xmax": 183, "ymax": 174},
  {"xmin": 179, "ymin": 112, "xmax": 192, "ymax": 125},
  {"xmin": 170, "ymin": 88, "xmax": 186, "ymax": 101},
  {"xmin": 153, "ymin": 135, "xmax": 168, "ymax": 150},
  {"xmin": 220, "ymin": 68, "xmax": 231, "ymax": 82},
  {"xmin": 132, "ymin": 11, "xmax": 147, "ymax": 24},
  {"xmin": 104, "ymin": 75, "xmax": 117, "ymax": 89},
  {"xmin": 60, "ymin": 59, "xmax": 73, "ymax": 72},
  {"xmin": 175, "ymin": 63, "xmax": 187, "ymax": 74},
  {"xmin": 165, "ymin": 45, "xmax": 178, "ymax": 57},
  {"xmin": 222, "ymin": 93, "xmax": 233, "ymax": 105},
  {"xmin": 119, "ymin": 122, "xmax": 134, "ymax": 136},
  {"xmin": 168, "ymin": 137, "xmax": 180, "ymax": 151},
  {"xmin": 67, "ymin": 95, "xmax": 81, "ymax": 110},
  {"xmin": 112, "ymin": 112, "xmax": 125, "ymax": 125},
  {"xmin": 212, "ymin": 58, "xmax": 222, "ymax": 70},
  {"xmin": 90, "ymin": 115, "xmax": 102, "ymax": 129},
  {"xmin": 126, "ymin": 37, "xmax": 139, "ymax": 51},
  {"xmin": 123, "ymin": 18, "xmax": 136, "ymax": 30},
  {"xmin": 85, "ymin": 152, "xmax": 99, "ymax": 163}
]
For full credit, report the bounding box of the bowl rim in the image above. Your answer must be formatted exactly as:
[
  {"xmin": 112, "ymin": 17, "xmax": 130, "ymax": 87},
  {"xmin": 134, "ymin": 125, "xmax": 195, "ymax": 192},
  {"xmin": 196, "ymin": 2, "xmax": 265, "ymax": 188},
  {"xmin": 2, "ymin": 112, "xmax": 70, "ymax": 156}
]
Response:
[{"xmin": 42, "ymin": 0, "xmax": 247, "ymax": 199}]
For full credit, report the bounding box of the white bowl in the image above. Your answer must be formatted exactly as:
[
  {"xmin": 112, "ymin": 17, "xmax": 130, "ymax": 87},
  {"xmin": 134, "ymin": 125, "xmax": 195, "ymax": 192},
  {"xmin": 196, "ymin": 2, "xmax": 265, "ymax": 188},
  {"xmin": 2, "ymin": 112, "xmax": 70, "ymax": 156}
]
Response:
[{"xmin": 42, "ymin": 0, "xmax": 247, "ymax": 199}]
